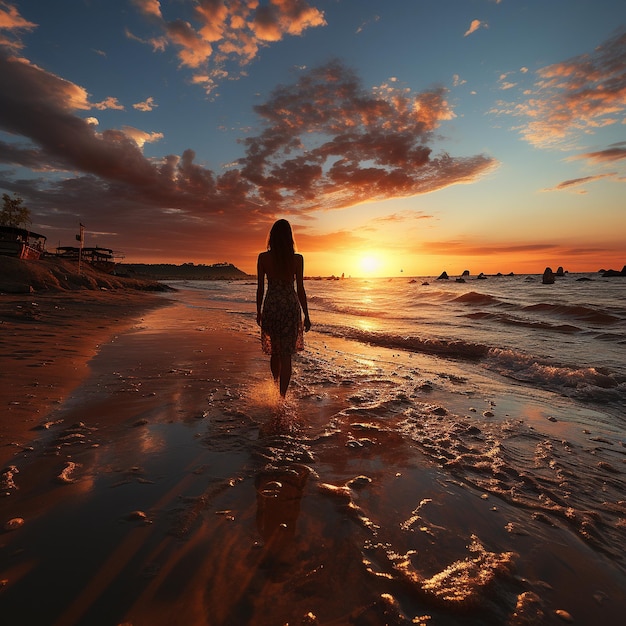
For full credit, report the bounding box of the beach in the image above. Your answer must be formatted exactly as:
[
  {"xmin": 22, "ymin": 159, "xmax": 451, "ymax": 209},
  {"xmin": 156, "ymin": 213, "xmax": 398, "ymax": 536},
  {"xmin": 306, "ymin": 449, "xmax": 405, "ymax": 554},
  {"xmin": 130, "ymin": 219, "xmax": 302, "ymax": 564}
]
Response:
[
  {"xmin": 1, "ymin": 276, "xmax": 625, "ymax": 625},
  {"xmin": 0, "ymin": 290, "xmax": 167, "ymax": 462}
]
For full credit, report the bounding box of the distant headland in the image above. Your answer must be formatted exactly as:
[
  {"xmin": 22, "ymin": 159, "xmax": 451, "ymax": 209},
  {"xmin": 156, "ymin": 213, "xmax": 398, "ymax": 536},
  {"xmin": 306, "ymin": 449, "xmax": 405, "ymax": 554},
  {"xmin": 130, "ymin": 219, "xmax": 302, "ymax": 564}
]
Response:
[{"xmin": 118, "ymin": 262, "xmax": 251, "ymax": 281}]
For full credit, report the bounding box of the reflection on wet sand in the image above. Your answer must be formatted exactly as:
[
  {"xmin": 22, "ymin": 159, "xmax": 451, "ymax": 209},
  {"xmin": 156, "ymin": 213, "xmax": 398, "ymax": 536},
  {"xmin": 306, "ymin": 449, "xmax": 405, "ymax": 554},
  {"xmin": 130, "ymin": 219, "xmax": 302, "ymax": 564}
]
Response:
[{"xmin": 255, "ymin": 463, "xmax": 309, "ymax": 568}]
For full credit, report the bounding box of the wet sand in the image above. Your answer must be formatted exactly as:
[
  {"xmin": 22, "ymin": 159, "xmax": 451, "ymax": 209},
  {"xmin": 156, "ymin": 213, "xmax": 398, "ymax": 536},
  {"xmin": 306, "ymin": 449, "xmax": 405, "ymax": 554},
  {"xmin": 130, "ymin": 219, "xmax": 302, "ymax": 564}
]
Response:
[
  {"xmin": 0, "ymin": 290, "xmax": 169, "ymax": 464},
  {"xmin": 1, "ymin": 288, "xmax": 625, "ymax": 625}
]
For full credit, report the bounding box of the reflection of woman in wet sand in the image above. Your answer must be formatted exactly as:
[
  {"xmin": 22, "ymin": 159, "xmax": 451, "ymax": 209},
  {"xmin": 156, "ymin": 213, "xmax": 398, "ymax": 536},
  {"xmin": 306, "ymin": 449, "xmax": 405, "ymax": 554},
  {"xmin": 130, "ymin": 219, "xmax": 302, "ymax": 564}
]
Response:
[
  {"xmin": 255, "ymin": 464, "xmax": 309, "ymax": 567},
  {"xmin": 256, "ymin": 219, "xmax": 311, "ymax": 397}
]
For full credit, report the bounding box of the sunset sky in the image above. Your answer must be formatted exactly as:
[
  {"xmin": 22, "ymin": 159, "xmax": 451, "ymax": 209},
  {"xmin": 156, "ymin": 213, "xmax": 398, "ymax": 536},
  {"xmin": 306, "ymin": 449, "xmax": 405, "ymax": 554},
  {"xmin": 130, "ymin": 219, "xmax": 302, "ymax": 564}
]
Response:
[{"xmin": 0, "ymin": 1, "xmax": 624, "ymax": 277}]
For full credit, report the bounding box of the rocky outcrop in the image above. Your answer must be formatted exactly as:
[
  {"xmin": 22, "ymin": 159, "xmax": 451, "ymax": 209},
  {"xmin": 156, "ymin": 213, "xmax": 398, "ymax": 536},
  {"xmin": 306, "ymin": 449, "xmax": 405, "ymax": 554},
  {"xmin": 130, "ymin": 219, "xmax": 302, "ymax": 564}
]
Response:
[
  {"xmin": 601, "ymin": 265, "xmax": 626, "ymax": 277},
  {"xmin": 542, "ymin": 267, "xmax": 555, "ymax": 284}
]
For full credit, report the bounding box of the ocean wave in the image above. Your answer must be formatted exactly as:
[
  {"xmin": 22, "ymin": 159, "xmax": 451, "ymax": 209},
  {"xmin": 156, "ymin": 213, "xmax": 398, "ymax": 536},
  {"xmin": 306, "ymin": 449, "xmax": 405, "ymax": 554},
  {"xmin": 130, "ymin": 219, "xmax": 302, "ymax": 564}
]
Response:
[
  {"xmin": 453, "ymin": 291, "xmax": 501, "ymax": 306},
  {"xmin": 318, "ymin": 324, "xmax": 626, "ymax": 406},
  {"xmin": 319, "ymin": 324, "xmax": 489, "ymax": 359},
  {"xmin": 594, "ymin": 331, "xmax": 626, "ymax": 343},
  {"xmin": 486, "ymin": 348, "xmax": 626, "ymax": 404},
  {"xmin": 464, "ymin": 312, "xmax": 581, "ymax": 333},
  {"xmin": 524, "ymin": 302, "xmax": 621, "ymax": 325}
]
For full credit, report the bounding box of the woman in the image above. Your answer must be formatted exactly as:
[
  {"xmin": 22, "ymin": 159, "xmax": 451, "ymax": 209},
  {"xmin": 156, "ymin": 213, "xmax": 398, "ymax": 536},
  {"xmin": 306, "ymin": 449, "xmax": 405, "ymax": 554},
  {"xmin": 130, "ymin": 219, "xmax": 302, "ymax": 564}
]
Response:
[{"xmin": 256, "ymin": 219, "xmax": 311, "ymax": 397}]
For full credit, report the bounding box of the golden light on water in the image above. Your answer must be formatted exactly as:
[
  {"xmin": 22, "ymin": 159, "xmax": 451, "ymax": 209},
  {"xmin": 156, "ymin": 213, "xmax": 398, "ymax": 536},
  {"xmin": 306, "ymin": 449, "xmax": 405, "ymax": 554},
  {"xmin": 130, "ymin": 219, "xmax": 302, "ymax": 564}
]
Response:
[{"xmin": 356, "ymin": 318, "xmax": 376, "ymax": 332}]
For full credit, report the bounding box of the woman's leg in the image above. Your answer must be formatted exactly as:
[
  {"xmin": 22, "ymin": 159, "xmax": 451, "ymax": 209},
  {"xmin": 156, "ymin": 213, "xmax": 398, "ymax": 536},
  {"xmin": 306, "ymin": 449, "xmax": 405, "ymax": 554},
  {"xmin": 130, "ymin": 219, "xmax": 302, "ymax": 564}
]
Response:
[
  {"xmin": 279, "ymin": 353, "xmax": 292, "ymax": 397},
  {"xmin": 270, "ymin": 354, "xmax": 280, "ymax": 383}
]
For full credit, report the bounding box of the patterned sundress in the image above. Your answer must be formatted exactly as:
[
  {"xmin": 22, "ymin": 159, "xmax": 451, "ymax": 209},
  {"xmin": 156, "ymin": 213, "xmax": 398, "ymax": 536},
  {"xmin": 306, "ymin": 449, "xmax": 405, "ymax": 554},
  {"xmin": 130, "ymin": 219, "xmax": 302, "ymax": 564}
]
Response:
[{"xmin": 260, "ymin": 278, "xmax": 304, "ymax": 356}]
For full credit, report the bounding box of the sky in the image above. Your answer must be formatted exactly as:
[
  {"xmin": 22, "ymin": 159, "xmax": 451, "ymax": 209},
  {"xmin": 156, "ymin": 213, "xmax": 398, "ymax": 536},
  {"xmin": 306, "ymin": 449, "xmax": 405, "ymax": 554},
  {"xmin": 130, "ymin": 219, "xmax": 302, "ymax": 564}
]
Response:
[{"xmin": 0, "ymin": 0, "xmax": 624, "ymax": 277}]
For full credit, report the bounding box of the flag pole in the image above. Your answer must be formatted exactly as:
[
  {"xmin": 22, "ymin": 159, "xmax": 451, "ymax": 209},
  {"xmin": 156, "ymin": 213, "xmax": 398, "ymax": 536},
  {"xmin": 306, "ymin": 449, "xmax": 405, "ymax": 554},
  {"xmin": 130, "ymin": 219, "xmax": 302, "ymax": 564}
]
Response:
[{"xmin": 77, "ymin": 223, "xmax": 85, "ymax": 273}]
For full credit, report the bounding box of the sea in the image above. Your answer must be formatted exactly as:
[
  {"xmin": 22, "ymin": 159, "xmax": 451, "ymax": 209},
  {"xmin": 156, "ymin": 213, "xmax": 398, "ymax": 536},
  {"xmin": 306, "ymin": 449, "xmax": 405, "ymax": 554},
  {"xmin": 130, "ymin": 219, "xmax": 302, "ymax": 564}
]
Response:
[
  {"xmin": 172, "ymin": 271, "xmax": 626, "ymax": 624},
  {"xmin": 185, "ymin": 271, "xmax": 626, "ymax": 412}
]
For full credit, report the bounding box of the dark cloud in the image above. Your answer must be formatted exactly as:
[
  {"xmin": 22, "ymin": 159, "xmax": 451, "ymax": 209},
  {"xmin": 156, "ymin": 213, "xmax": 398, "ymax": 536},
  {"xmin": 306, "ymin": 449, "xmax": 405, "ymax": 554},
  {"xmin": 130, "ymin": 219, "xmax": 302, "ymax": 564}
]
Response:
[
  {"xmin": 239, "ymin": 61, "xmax": 496, "ymax": 211},
  {"xmin": 0, "ymin": 49, "xmax": 267, "ymax": 215},
  {"xmin": 0, "ymin": 52, "xmax": 154, "ymax": 185},
  {"xmin": 544, "ymin": 173, "xmax": 617, "ymax": 192},
  {"xmin": 0, "ymin": 52, "xmax": 495, "ymax": 261},
  {"xmin": 0, "ymin": 140, "xmax": 61, "ymax": 171},
  {"xmin": 570, "ymin": 145, "xmax": 626, "ymax": 164}
]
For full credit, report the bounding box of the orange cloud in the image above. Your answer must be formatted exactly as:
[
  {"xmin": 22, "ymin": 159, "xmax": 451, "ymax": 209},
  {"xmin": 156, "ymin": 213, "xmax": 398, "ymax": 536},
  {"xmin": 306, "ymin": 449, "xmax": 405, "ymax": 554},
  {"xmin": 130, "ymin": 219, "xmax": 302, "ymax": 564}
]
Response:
[
  {"xmin": 253, "ymin": 0, "xmax": 327, "ymax": 40},
  {"xmin": 195, "ymin": 0, "xmax": 229, "ymax": 42},
  {"xmin": 0, "ymin": 2, "xmax": 36, "ymax": 31},
  {"xmin": 93, "ymin": 96, "xmax": 125, "ymax": 111},
  {"xmin": 120, "ymin": 126, "xmax": 164, "ymax": 149},
  {"xmin": 464, "ymin": 19, "xmax": 486, "ymax": 37},
  {"xmin": 130, "ymin": 0, "xmax": 326, "ymax": 94},
  {"xmin": 502, "ymin": 31, "xmax": 626, "ymax": 148},
  {"xmin": 131, "ymin": 0, "xmax": 162, "ymax": 20},
  {"xmin": 133, "ymin": 96, "xmax": 158, "ymax": 112},
  {"xmin": 166, "ymin": 19, "xmax": 213, "ymax": 68},
  {"xmin": 497, "ymin": 72, "xmax": 517, "ymax": 90}
]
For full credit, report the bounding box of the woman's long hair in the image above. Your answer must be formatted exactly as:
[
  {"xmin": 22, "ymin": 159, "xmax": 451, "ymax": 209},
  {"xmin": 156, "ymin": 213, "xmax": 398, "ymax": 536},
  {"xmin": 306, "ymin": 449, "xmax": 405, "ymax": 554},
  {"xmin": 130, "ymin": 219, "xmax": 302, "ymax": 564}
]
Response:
[{"xmin": 267, "ymin": 219, "xmax": 296, "ymax": 274}]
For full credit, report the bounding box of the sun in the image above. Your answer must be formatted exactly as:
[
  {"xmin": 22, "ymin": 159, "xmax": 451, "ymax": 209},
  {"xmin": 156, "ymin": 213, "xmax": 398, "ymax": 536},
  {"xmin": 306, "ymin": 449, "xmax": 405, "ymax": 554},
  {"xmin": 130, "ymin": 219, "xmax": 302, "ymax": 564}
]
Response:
[{"xmin": 359, "ymin": 255, "xmax": 380, "ymax": 275}]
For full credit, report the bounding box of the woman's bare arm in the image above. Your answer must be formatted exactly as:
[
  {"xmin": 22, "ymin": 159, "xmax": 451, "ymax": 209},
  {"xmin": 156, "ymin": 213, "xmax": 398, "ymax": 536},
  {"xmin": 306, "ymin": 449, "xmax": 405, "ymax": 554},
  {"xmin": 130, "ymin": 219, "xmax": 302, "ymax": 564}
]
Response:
[
  {"xmin": 256, "ymin": 253, "xmax": 265, "ymax": 326},
  {"xmin": 295, "ymin": 254, "xmax": 311, "ymax": 331}
]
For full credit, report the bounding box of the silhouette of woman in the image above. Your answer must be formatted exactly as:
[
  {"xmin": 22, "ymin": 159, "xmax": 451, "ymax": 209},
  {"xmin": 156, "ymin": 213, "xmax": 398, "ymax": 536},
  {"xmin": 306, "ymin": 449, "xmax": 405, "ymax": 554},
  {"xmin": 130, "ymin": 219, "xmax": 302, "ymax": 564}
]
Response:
[{"xmin": 256, "ymin": 220, "xmax": 311, "ymax": 397}]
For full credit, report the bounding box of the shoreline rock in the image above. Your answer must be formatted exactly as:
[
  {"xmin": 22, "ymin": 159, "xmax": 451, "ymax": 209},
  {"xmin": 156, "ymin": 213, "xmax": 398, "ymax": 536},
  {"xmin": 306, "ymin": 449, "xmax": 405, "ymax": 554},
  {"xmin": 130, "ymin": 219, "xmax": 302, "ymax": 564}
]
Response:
[{"xmin": 601, "ymin": 265, "xmax": 626, "ymax": 277}]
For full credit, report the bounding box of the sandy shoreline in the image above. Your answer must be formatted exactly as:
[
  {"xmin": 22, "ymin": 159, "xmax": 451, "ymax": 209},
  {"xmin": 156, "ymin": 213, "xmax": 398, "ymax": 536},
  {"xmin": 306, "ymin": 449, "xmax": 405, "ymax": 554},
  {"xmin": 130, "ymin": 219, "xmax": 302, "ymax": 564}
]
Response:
[
  {"xmin": 1, "ymin": 286, "xmax": 625, "ymax": 625},
  {"xmin": 0, "ymin": 289, "xmax": 170, "ymax": 464}
]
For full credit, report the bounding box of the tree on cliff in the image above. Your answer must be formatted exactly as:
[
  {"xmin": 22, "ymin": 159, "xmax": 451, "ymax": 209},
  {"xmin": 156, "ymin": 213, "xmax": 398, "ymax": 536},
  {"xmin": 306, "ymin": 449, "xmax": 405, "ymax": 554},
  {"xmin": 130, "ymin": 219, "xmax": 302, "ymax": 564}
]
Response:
[{"xmin": 1, "ymin": 193, "xmax": 32, "ymax": 228}]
